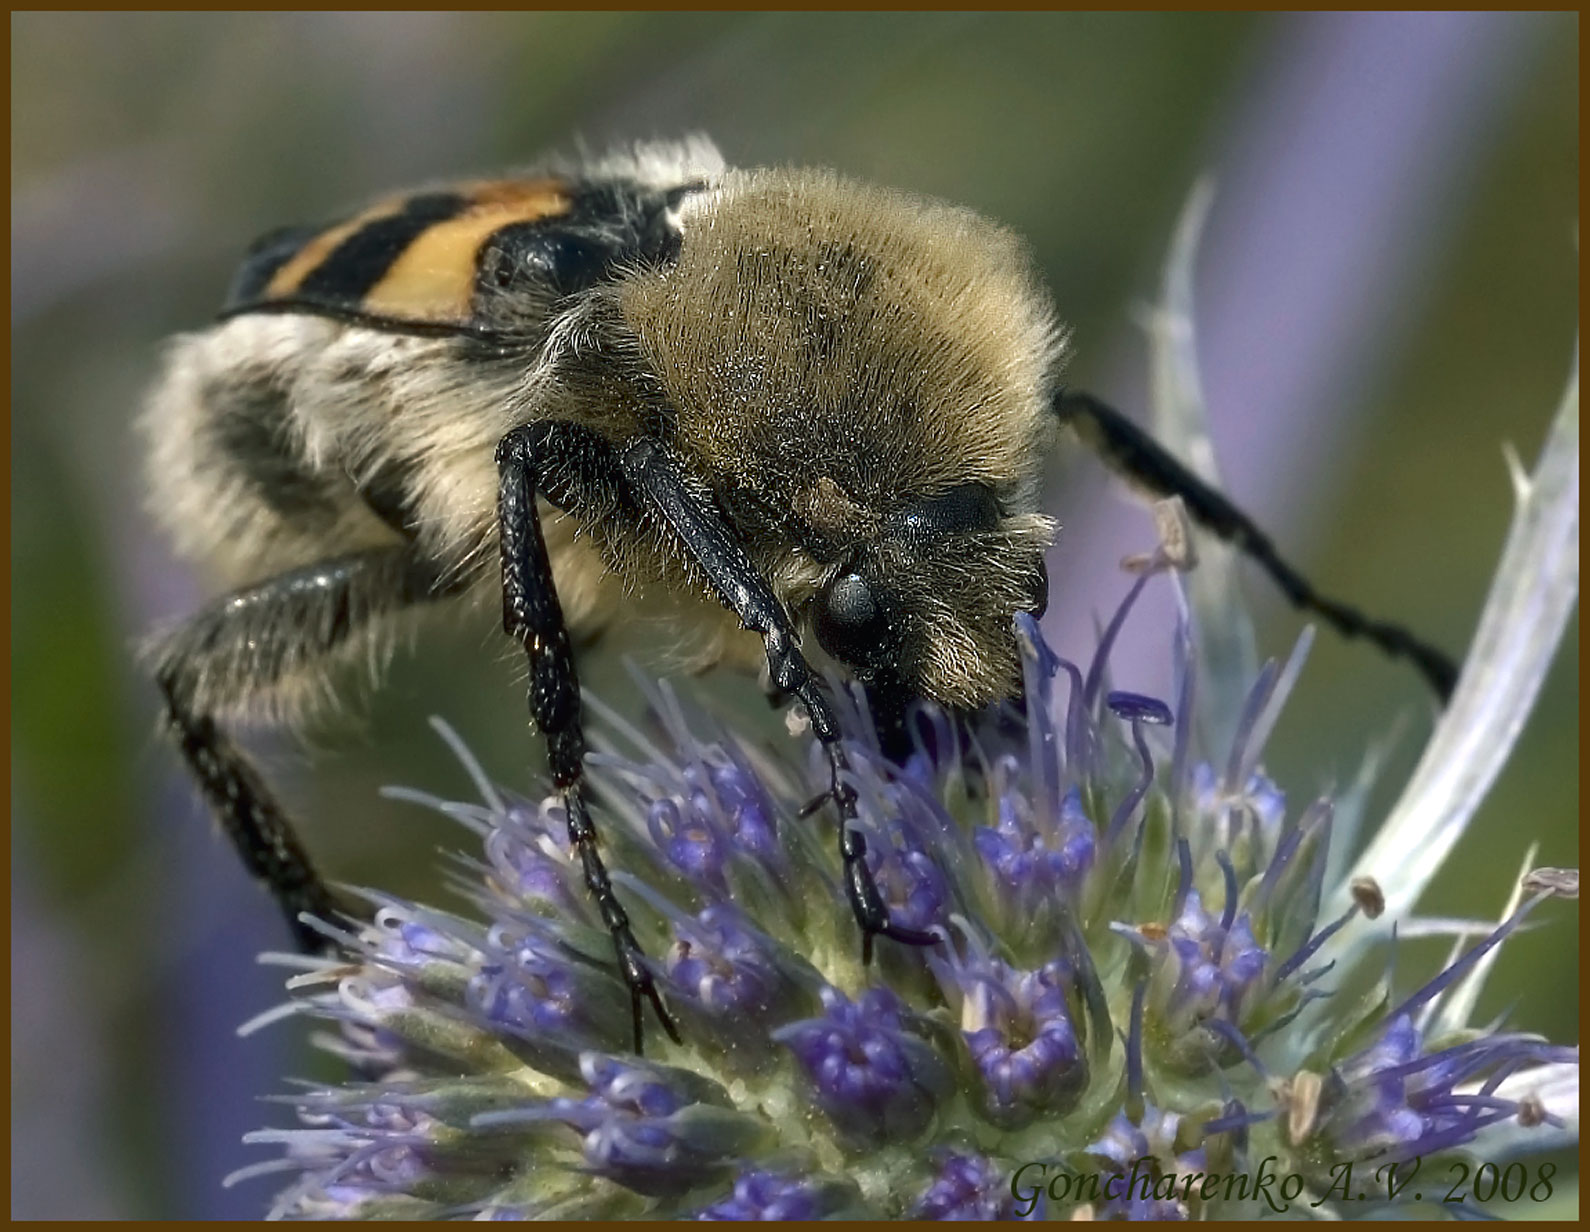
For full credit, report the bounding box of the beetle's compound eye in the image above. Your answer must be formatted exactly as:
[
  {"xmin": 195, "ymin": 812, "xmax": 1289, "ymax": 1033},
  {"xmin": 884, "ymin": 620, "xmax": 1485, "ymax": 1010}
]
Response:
[
  {"xmin": 814, "ymin": 572, "xmax": 897, "ymax": 672},
  {"xmin": 891, "ymin": 482, "xmax": 1001, "ymax": 545}
]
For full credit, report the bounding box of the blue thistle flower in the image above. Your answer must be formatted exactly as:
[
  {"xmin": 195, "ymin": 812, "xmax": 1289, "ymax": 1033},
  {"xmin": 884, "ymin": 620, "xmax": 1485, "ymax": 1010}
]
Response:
[
  {"xmin": 693, "ymin": 1168, "xmax": 860, "ymax": 1220},
  {"xmin": 912, "ymin": 1149, "xmax": 1038, "ymax": 1220},
  {"xmin": 234, "ymin": 536, "xmax": 1575, "ymax": 1218},
  {"xmin": 941, "ymin": 952, "xmax": 1087, "ymax": 1129},
  {"xmin": 774, "ymin": 985, "xmax": 955, "ymax": 1146},
  {"xmin": 230, "ymin": 198, "xmax": 1578, "ymax": 1220}
]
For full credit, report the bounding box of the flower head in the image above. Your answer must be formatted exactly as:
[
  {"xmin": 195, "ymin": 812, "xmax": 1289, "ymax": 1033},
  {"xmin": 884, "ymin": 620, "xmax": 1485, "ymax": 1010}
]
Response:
[{"xmin": 237, "ymin": 530, "xmax": 1575, "ymax": 1218}]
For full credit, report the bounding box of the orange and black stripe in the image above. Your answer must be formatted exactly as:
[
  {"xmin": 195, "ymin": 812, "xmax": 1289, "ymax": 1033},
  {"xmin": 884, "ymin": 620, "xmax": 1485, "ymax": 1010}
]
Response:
[{"xmin": 221, "ymin": 175, "xmax": 694, "ymax": 338}]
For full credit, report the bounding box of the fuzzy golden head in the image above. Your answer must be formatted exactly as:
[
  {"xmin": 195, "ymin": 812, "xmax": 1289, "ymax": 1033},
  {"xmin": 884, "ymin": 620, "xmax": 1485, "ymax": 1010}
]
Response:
[{"xmin": 605, "ymin": 167, "xmax": 1066, "ymax": 706}]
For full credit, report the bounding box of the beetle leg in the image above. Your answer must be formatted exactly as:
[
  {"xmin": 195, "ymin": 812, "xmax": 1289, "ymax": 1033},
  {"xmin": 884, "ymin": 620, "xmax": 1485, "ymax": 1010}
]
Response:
[
  {"xmin": 149, "ymin": 547, "xmax": 453, "ymax": 951},
  {"xmin": 619, "ymin": 438, "xmax": 941, "ymax": 963},
  {"xmin": 496, "ymin": 422, "xmax": 681, "ymax": 1053},
  {"xmin": 1055, "ymin": 388, "xmax": 1458, "ymax": 701}
]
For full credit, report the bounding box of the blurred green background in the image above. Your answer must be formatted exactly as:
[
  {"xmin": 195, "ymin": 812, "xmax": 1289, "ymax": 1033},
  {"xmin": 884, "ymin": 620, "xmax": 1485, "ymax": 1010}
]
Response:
[{"xmin": 11, "ymin": 12, "xmax": 1576, "ymax": 1218}]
